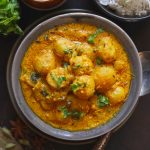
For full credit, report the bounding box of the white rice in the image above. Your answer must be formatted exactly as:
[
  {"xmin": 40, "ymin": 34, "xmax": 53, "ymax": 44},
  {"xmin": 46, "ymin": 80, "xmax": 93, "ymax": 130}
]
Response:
[{"xmin": 100, "ymin": 0, "xmax": 150, "ymax": 16}]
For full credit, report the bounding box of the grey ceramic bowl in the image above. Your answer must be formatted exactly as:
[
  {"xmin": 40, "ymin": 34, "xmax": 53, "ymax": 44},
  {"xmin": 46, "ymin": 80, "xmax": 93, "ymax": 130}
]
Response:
[{"xmin": 7, "ymin": 12, "xmax": 142, "ymax": 142}]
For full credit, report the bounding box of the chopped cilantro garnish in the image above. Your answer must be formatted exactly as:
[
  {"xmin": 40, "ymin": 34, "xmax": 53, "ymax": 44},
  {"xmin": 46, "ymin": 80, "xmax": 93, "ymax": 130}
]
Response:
[
  {"xmin": 58, "ymin": 106, "xmax": 71, "ymax": 118},
  {"xmin": 57, "ymin": 77, "xmax": 66, "ymax": 87},
  {"xmin": 96, "ymin": 57, "xmax": 102, "ymax": 65},
  {"xmin": 97, "ymin": 95, "xmax": 110, "ymax": 108},
  {"xmin": 50, "ymin": 73, "xmax": 66, "ymax": 88},
  {"xmin": 71, "ymin": 82, "xmax": 86, "ymax": 92},
  {"xmin": 72, "ymin": 64, "xmax": 81, "ymax": 70},
  {"xmin": 58, "ymin": 106, "xmax": 83, "ymax": 119},
  {"xmin": 88, "ymin": 28, "xmax": 104, "ymax": 44},
  {"xmin": 64, "ymin": 49, "xmax": 72, "ymax": 54},
  {"xmin": 71, "ymin": 109, "xmax": 83, "ymax": 120},
  {"xmin": 40, "ymin": 90, "xmax": 49, "ymax": 97},
  {"xmin": 0, "ymin": 0, "xmax": 23, "ymax": 35},
  {"xmin": 30, "ymin": 72, "xmax": 40, "ymax": 84}
]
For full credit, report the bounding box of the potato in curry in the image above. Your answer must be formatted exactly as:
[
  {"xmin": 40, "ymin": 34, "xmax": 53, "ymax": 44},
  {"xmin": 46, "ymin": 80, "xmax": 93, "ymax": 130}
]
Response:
[{"xmin": 20, "ymin": 23, "xmax": 132, "ymax": 131}]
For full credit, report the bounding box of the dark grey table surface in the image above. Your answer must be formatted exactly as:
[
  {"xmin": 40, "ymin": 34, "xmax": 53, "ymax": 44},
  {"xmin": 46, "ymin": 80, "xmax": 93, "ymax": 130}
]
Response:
[{"xmin": 0, "ymin": 0, "xmax": 150, "ymax": 150}]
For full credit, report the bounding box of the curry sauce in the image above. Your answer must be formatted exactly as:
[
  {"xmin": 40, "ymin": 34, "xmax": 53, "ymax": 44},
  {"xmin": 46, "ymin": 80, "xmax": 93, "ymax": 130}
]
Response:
[{"xmin": 20, "ymin": 23, "xmax": 132, "ymax": 131}]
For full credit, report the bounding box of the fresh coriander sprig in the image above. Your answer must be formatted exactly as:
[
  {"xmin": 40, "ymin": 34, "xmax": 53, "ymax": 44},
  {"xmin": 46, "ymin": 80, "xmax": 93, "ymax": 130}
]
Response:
[
  {"xmin": 58, "ymin": 106, "xmax": 83, "ymax": 119},
  {"xmin": 96, "ymin": 57, "xmax": 102, "ymax": 65},
  {"xmin": 97, "ymin": 95, "xmax": 110, "ymax": 108},
  {"xmin": 0, "ymin": 0, "xmax": 23, "ymax": 35},
  {"xmin": 88, "ymin": 28, "xmax": 104, "ymax": 44},
  {"xmin": 64, "ymin": 49, "xmax": 73, "ymax": 54},
  {"xmin": 58, "ymin": 106, "xmax": 71, "ymax": 118},
  {"xmin": 71, "ymin": 82, "xmax": 86, "ymax": 92},
  {"xmin": 50, "ymin": 73, "xmax": 66, "ymax": 88}
]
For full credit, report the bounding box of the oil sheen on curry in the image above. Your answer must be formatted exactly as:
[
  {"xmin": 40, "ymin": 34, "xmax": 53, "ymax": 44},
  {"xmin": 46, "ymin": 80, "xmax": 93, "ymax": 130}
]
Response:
[{"xmin": 20, "ymin": 23, "xmax": 132, "ymax": 131}]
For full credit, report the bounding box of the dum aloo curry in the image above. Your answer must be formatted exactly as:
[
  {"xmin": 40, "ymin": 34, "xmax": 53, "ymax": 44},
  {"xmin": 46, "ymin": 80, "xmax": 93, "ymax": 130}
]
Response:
[{"xmin": 20, "ymin": 23, "xmax": 132, "ymax": 131}]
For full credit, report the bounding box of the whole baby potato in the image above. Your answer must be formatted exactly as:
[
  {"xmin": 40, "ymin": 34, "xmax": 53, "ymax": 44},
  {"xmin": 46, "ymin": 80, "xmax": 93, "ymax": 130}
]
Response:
[
  {"xmin": 33, "ymin": 46, "xmax": 56, "ymax": 74},
  {"xmin": 46, "ymin": 67, "xmax": 74, "ymax": 89},
  {"xmin": 66, "ymin": 95, "xmax": 90, "ymax": 113},
  {"xmin": 75, "ymin": 42, "xmax": 95, "ymax": 61},
  {"xmin": 93, "ymin": 66, "xmax": 116, "ymax": 92},
  {"xmin": 71, "ymin": 75, "xmax": 95, "ymax": 99},
  {"xmin": 70, "ymin": 55, "xmax": 94, "ymax": 76},
  {"xmin": 114, "ymin": 60, "xmax": 127, "ymax": 72},
  {"xmin": 54, "ymin": 37, "xmax": 77, "ymax": 61},
  {"xmin": 106, "ymin": 86, "xmax": 126, "ymax": 104},
  {"xmin": 97, "ymin": 36, "xmax": 116, "ymax": 63}
]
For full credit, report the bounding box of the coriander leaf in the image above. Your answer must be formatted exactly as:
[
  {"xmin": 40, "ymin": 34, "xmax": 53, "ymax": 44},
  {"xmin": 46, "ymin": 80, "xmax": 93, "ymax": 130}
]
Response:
[
  {"xmin": 72, "ymin": 64, "xmax": 80, "ymax": 70},
  {"xmin": 71, "ymin": 109, "xmax": 83, "ymax": 120},
  {"xmin": 0, "ymin": 0, "xmax": 7, "ymax": 8},
  {"xmin": 97, "ymin": 95, "xmax": 110, "ymax": 108},
  {"xmin": 50, "ymin": 73, "xmax": 57, "ymax": 81},
  {"xmin": 40, "ymin": 89, "xmax": 49, "ymax": 97},
  {"xmin": 58, "ymin": 106, "xmax": 83, "ymax": 119},
  {"xmin": 71, "ymin": 82, "xmax": 82, "ymax": 92},
  {"xmin": 88, "ymin": 28, "xmax": 104, "ymax": 44},
  {"xmin": 64, "ymin": 49, "xmax": 72, "ymax": 54},
  {"xmin": 57, "ymin": 76, "xmax": 66, "ymax": 87},
  {"xmin": 96, "ymin": 57, "xmax": 102, "ymax": 65},
  {"xmin": 0, "ymin": 0, "xmax": 23, "ymax": 35},
  {"xmin": 50, "ymin": 73, "xmax": 66, "ymax": 88},
  {"xmin": 58, "ymin": 106, "xmax": 71, "ymax": 118},
  {"xmin": 71, "ymin": 82, "xmax": 86, "ymax": 92},
  {"xmin": 30, "ymin": 72, "xmax": 40, "ymax": 84}
]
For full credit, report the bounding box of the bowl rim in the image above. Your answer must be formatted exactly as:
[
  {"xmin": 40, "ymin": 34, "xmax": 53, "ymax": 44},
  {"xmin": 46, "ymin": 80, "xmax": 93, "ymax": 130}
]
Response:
[
  {"xmin": 94, "ymin": 0, "xmax": 150, "ymax": 22},
  {"xmin": 21, "ymin": 0, "xmax": 66, "ymax": 11},
  {"xmin": 7, "ymin": 12, "xmax": 142, "ymax": 141}
]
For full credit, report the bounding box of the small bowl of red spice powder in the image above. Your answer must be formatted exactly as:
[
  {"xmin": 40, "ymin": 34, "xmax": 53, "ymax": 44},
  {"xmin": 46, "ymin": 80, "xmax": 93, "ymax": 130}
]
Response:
[{"xmin": 22, "ymin": 0, "xmax": 66, "ymax": 11}]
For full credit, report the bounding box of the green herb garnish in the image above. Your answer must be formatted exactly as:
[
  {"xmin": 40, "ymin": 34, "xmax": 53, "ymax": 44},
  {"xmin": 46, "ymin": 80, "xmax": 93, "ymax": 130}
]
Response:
[
  {"xmin": 71, "ymin": 109, "xmax": 83, "ymax": 120},
  {"xmin": 51, "ymin": 73, "xmax": 66, "ymax": 88},
  {"xmin": 88, "ymin": 28, "xmax": 104, "ymax": 44},
  {"xmin": 96, "ymin": 57, "xmax": 102, "ymax": 65},
  {"xmin": 72, "ymin": 64, "xmax": 81, "ymax": 70},
  {"xmin": 0, "ymin": 0, "xmax": 23, "ymax": 35},
  {"xmin": 58, "ymin": 106, "xmax": 83, "ymax": 119},
  {"xmin": 0, "ymin": 0, "xmax": 7, "ymax": 7},
  {"xmin": 58, "ymin": 106, "xmax": 71, "ymax": 118},
  {"xmin": 64, "ymin": 49, "xmax": 72, "ymax": 54},
  {"xmin": 71, "ymin": 82, "xmax": 83, "ymax": 92},
  {"xmin": 30, "ymin": 72, "xmax": 40, "ymax": 84},
  {"xmin": 57, "ymin": 77, "xmax": 66, "ymax": 87},
  {"xmin": 97, "ymin": 95, "xmax": 110, "ymax": 108},
  {"xmin": 40, "ymin": 87, "xmax": 51, "ymax": 99},
  {"xmin": 40, "ymin": 90, "xmax": 49, "ymax": 97}
]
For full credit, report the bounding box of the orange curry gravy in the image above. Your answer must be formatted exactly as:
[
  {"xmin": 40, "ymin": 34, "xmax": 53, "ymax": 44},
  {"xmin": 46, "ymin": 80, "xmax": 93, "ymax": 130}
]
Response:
[{"xmin": 20, "ymin": 23, "xmax": 132, "ymax": 131}]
